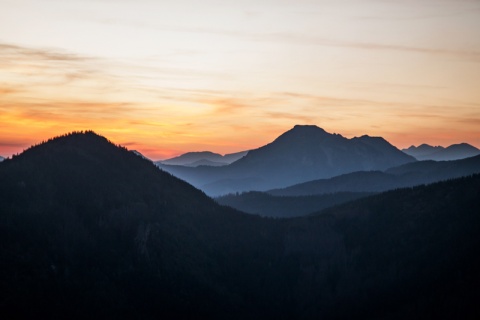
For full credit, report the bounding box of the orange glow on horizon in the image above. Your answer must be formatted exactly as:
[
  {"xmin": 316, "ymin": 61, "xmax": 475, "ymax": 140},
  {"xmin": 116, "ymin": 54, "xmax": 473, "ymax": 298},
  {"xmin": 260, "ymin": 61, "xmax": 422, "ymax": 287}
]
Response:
[
  {"xmin": 1, "ymin": 0, "xmax": 479, "ymax": 160},
  {"xmin": 1, "ymin": 106, "xmax": 479, "ymax": 161}
]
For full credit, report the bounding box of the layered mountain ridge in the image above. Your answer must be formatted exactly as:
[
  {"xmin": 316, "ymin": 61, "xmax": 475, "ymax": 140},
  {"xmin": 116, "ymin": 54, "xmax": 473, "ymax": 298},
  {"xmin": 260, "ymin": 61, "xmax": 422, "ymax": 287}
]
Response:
[
  {"xmin": 403, "ymin": 143, "xmax": 480, "ymax": 161},
  {"xmin": 158, "ymin": 125, "xmax": 415, "ymax": 196},
  {"xmin": 218, "ymin": 155, "xmax": 480, "ymax": 217},
  {"xmin": 268, "ymin": 154, "xmax": 480, "ymax": 197},
  {"xmin": 159, "ymin": 150, "xmax": 248, "ymax": 167}
]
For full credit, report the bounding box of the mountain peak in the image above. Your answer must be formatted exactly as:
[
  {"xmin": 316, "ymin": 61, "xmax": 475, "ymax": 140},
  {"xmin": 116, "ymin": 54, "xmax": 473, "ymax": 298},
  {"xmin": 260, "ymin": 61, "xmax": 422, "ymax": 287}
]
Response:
[
  {"xmin": 14, "ymin": 130, "xmax": 113, "ymax": 160},
  {"xmin": 291, "ymin": 124, "xmax": 328, "ymax": 133},
  {"xmin": 2, "ymin": 130, "xmax": 208, "ymax": 215},
  {"xmin": 419, "ymin": 143, "xmax": 435, "ymax": 148},
  {"xmin": 449, "ymin": 142, "xmax": 478, "ymax": 150},
  {"xmin": 355, "ymin": 134, "xmax": 388, "ymax": 142},
  {"xmin": 41, "ymin": 130, "xmax": 107, "ymax": 146},
  {"xmin": 275, "ymin": 125, "xmax": 333, "ymax": 143}
]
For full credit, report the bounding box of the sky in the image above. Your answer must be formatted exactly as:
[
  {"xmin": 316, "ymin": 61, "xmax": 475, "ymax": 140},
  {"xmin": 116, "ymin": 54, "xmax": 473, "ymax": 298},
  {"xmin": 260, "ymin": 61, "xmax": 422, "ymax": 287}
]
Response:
[{"xmin": 1, "ymin": 0, "xmax": 480, "ymax": 160}]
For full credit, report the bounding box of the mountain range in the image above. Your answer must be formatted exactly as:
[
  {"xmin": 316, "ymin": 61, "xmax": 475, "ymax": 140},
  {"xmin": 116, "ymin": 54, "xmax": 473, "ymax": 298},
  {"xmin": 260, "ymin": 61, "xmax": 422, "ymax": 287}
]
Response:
[
  {"xmin": 158, "ymin": 150, "xmax": 248, "ymax": 167},
  {"xmin": 403, "ymin": 143, "xmax": 480, "ymax": 161},
  {"xmin": 218, "ymin": 155, "xmax": 480, "ymax": 217},
  {"xmin": 158, "ymin": 125, "xmax": 416, "ymax": 196},
  {"xmin": 0, "ymin": 155, "xmax": 4, "ymax": 162},
  {"xmin": 1, "ymin": 131, "xmax": 479, "ymax": 319}
]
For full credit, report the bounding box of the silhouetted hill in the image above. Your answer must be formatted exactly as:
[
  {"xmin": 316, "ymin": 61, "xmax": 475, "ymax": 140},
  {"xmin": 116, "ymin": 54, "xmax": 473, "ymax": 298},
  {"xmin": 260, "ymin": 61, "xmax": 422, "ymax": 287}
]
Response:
[
  {"xmin": 307, "ymin": 175, "xmax": 480, "ymax": 319},
  {"xmin": 159, "ymin": 150, "xmax": 247, "ymax": 166},
  {"xmin": 1, "ymin": 132, "xmax": 479, "ymax": 319},
  {"xmin": 403, "ymin": 143, "xmax": 480, "ymax": 161},
  {"xmin": 0, "ymin": 155, "xmax": 4, "ymax": 162},
  {"xmin": 158, "ymin": 125, "xmax": 415, "ymax": 196},
  {"xmin": 0, "ymin": 131, "xmax": 266, "ymax": 319},
  {"xmin": 269, "ymin": 155, "xmax": 480, "ymax": 196},
  {"xmin": 216, "ymin": 191, "xmax": 373, "ymax": 218}
]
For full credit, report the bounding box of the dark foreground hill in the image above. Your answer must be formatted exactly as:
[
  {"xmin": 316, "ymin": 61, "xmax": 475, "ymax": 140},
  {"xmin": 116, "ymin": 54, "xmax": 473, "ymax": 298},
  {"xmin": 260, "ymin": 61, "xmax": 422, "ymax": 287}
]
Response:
[
  {"xmin": 1, "ymin": 132, "xmax": 479, "ymax": 319},
  {"xmin": 0, "ymin": 132, "xmax": 268, "ymax": 319},
  {"xmin": 158, "ymin": 125, "xmax": 415, "ymax": 196}
]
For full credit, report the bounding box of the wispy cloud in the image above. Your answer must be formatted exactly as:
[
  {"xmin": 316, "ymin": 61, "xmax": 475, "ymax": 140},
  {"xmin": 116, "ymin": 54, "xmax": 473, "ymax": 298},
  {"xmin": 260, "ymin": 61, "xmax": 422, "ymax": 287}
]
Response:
[
  {"xmin": 0, "ymin": 43, "xmax": 89, "ymax": 62},
  {"xmin": 88, "ymin": 16, "xmax": 480, "ymax": 62},
  {"xmin": 252, "ymin": 33, "xmax": 480, "ymax": 62},
  {"xmin": 235, "ymin": 30, "xmax": 477, "ymax": 61},
  {"xmin": 0, "ymin": 42, "xmax": 113, "ymax": 93},
  {"xmin": 1, "ymin": 39, "xmax": 479, "ymax": 158},
  {"xmin": 0, "ymin": 84, "xmax": 22, "ymax": 95},
  {"xmin": 354, "ymin": 2, "xmax": 480, "ymax": 21}
]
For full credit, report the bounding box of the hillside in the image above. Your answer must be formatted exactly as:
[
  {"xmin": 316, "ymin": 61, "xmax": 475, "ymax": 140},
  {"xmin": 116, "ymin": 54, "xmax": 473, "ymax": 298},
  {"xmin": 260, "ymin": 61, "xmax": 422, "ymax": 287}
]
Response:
[
  {"xmin": 0, "ymin": 131, "xmax": 267, "ymax": 318},
  {"xmin": 1, "ymin": 132, "xmax": 479, "ymax": 319}
]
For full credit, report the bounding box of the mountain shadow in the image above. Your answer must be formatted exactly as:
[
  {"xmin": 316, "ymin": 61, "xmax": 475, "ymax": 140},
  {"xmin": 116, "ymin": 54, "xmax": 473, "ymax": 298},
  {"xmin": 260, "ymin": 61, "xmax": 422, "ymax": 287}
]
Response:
[
  {"xmin": 158, "ymin": 125, "xmax": 415, "ymax": 196},
  {"xmin": 1, "ymin": 131, "xmax": 479, "ymax": 319}
]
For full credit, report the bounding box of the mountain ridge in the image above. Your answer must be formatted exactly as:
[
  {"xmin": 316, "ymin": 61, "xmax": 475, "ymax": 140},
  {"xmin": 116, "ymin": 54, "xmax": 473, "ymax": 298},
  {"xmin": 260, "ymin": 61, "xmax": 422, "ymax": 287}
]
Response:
[
  {"xmin": 158, "ymin": 125, "xmax": 416, "ymax": 196},
  {"xmin": 403, "ymin": 143, "xmax": 480, "ymax": 161},
  {"xmin": 268, "ymin": 154, "xmax": 480, "ymax": 197},
  {"xmin": 159, "ymin": 150, "xmax": 248, "ymax": 166}
]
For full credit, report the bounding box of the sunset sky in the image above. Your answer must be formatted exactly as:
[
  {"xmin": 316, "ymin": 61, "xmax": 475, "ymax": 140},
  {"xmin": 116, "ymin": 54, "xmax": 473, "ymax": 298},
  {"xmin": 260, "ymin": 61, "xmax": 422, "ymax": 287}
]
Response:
[{"xmin": 1, "ymin": 0, "xmax": 480, "ymax": 160}]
